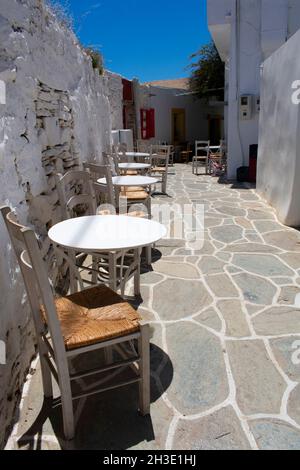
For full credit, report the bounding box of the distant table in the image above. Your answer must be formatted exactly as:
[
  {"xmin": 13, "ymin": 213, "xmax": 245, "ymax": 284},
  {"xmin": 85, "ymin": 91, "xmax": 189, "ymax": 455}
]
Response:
[
  {"xmin": 119, "ymin": 162, "xmax": 151, "ymax": 171},
  {"xmin": 118, "ymin": 152, "xmax": 150, "ymax": 159},
  {"xmin": 97, "ymin": 175, "xmax": 158, "ymax": 188}
]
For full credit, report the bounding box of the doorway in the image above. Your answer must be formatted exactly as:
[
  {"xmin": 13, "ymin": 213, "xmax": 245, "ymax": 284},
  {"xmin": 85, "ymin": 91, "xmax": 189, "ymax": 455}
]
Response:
[
  {"xmin": 208, "ymin": 115, "xmax": 222, "ymax": 145},
  {"xmin": 172, "ymin": 108, "xmax": 186, "ymax": 144}
]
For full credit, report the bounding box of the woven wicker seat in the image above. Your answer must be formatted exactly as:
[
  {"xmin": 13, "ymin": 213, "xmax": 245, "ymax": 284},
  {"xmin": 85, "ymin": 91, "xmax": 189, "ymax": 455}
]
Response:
[
  {"xmin": 124, "ymin": 170, "xmax": 138, "ymax": 176},
  {"xmin": 48, "ymin": 285, "xmax": 140, "ymax": 350},
  {"xmin": 120, "ymin": 190, "xmax": 149, "ymax": 200},
  {"xmin": 151, "ymin": 166, "xmax": 166, "ymax": 173}
]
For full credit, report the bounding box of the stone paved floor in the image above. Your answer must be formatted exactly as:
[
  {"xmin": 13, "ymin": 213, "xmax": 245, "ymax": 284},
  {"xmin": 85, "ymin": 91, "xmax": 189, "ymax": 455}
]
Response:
[{"xmin": 6, "ymin": 164, "xmax": 300, "ymax": 450}]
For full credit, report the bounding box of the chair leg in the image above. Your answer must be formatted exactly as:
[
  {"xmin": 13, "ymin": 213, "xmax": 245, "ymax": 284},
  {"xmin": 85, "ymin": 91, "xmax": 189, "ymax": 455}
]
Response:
[
  {"xmin": 138, "ymin": 322, "xmax": 150, "ymax": 416},
  {"xmin": 58, "ymin": 370, "xmax": 75, "ymax": 440},
  {"xmin": 39, "ymin": 342, "xmax": 53, "ymax": 398}
]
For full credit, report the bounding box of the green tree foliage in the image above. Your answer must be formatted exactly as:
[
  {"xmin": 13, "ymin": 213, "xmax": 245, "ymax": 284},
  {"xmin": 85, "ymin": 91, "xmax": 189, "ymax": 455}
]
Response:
[{"xmin": 188, "ymin": 42, "xmax": 224, "ymax": 100}]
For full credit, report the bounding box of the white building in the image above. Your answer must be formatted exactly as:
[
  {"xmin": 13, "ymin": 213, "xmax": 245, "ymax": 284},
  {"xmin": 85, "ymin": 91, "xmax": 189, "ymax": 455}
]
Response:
[
  {"xmin": 134, "ymin": 79, "xmax": 224, "ymax": 149},
  {"xmin": 207, "ymin": 0, "xmax": 300, "ymax": 179}
]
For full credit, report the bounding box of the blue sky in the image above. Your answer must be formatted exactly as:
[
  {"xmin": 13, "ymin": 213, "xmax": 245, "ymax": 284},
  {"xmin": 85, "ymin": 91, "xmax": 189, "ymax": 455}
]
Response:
[{"xmin": 59, "ymin": 0, "xmax": 211, "ymax": 82}]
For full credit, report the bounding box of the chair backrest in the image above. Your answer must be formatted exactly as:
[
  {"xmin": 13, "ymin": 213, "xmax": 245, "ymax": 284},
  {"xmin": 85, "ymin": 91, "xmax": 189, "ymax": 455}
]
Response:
[
  {"xmin": 0, "ymin": 206, "xmax": 69, "ymax": 373},
  {"xmin": 55, "ymin": 170, "xmax": 97, "ymax": 219},
  {"xmin": 83, "ymin": 162, "xmax": 116, "ymax": 207},
  {"xmin": 151, "ymin": 145, "xmax": 171, "ymax": 169},
  {"xmin": 136, "ymin": 140, "xmax": 151, "ymax": 153},
  {"xmin": 106, "ymin": 149, "xmax": 120, "ymax": 176},
  {"xmin": 195, "ymin": 141, "xmax": 210, "ymax": 156}
]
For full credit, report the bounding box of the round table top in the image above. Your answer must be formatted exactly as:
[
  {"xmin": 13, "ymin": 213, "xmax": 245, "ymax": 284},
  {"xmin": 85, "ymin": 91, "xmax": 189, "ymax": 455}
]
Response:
[
  {"xmin": 97, "ymin": 175, "xmax": 159, "ymax": 187},
  {"xmin": 48, "ymin": 215, "xmax": 167, "ymax": 252},
  {"xmin": 119, "ymin": 162, "xmax": 151, "ymax": 170},
  {"xmin": 118, "ymin": 152, "xmax": 150, "ymax": 158},
  {"xmin": 206, "ymin": 146, "xmax": 221, "ymax": 151}
]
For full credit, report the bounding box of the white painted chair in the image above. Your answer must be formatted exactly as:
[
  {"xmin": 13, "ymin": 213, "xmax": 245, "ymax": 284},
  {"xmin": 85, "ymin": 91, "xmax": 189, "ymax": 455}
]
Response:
[
  {"xmin": 0, "ymin": 206, "xmax": 150, "ymax": 441},
  {"xmin": 192, "ymin": 141, "xmax": 210, "ymax": 175},
  {"xmin": 55, "ymin": 170, "xmax": 140, "ymax": 295},
  {"xmin": 88, "ymin": 158, "xmax": 152, "ymax": 265},
  {"xmin": 150, "ymin": 145, "xmax": 171, "ymax": 194}
]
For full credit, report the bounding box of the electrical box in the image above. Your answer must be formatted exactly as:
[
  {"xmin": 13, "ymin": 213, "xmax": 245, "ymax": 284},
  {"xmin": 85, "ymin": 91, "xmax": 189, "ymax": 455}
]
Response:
[{"xmin": 240, "ymin": 95, "xmax": 253, "ymax": 120}]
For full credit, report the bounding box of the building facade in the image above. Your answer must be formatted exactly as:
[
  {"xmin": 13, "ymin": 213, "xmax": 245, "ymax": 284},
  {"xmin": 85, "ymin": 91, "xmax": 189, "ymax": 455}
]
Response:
[{"xmin": 207, "ymin": 0, "xmax": 300, "ymax": 179}]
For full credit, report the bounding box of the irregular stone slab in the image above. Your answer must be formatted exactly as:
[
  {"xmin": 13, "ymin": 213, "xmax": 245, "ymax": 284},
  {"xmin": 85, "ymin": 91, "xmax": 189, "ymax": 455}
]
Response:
[
  {"xmin": 247, "ymin": 209, "xmax": 275, "ymax": 220},
  {"xmin": 153, "ymin": 261, "xmax": 199, "ymax": 279},
  {"xmin": 226, "ymin": 340, "xmax": 286, "ymax": 415},
  {"xmin": 249, "ymin": 419, "xmax": 300, "ymax": 450},
  {"xmin": 194, "ymin": 307, "xmax": 222, "ymax": 332},
  {"xmin": 245, "ymin": 304, "xmax": 263, "ymax": 316},
  {"xmin": 278, "ymin": 286, "xmax": 300, "ymax": 305},
  {"xmin": 254, "ymin": 220, "xmax": 284, "ymax": 233},
  {"xmin": 206, "ymin": 274, "xmax": 239, "ymax": 298},
  {"xmin": 205, "ymin": 217, "xmax": 223, "ymax": 228},
  {"xmin": 173, "ymin": 406, "xmax": 251, "ymax": 450},
  {"xmin": 215, "ymin": 205, "xmax": 246, "ymax": 217},
  {"xmin": 217, "ymin": 252, "xmax": 232, "ymax": 262},
  {"xmin": 210, "ymin": 225, "xmax": 243, "ymax": 244},
  {"xmin": 246, "ymin": 234, "xmax": 263, "ymax": 243},
  {"xmin": 263, "ymin": 231, "xmax": 300, "ymax": 252},
  {"xmin": 140, "ymin": 271, "xmax": 164, "ymax": 285},
  {"xmin": 222, "ymin": 243, "xmax": 280, "ymax": 253},
  {"xmin": 194, "ymin": 240, "xmax": 215, "ymax": 255},
  {"xmin": 198, "ymin": 256, "xmax": 226, "ymax": 275},
  {"xmin": 153, "ymin": 278, "xmax": 212, "ymax": 320},
  {"xmin": 279, "ymin": 252, "xmax": 300, "ymax": 270},
  {"xmin": 253, "ymin": 306, "xmax": 300, "ymax": 335},
  {"xmin": 232, "ymin": 254, "xmax": 294, "ymax": 277},
  {"xmin": 131, "ymin": 396, "xmax": 174, "ymax": 450},
  {"xmin": 166, "ymin": 322, "xmax": 228, "ymax": 414},
  {"xmin": 287, "ymin": 384, "xmax": 300, "ymax": 426},
  {"xmin": 235, "ymin": 217, "xmax": 254, "ymax": 229},
  {"xmin": 217, "ymin": 300, "xmax": 251, "ymax": 337},
  {"xmin": 273, "ymin": 277, "xmax": 295, "ymax": 286},
  {"xmin": 233, "ymin": 272, "xmax": 277, "ymax": 305},
  {"xmin": 270, "ymin": 336, "xmax": 300, "ymax": 382}
]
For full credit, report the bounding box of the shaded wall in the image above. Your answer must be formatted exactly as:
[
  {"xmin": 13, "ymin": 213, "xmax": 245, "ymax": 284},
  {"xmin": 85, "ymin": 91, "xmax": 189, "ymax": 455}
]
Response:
[{"xmin": 257, "ymin": 29, "xmax": 300, "ymax": 226}]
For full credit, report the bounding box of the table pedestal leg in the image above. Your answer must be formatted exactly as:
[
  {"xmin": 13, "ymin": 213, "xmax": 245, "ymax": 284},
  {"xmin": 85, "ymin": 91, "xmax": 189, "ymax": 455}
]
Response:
[
  {"xmin": 108, "ymin": 252, "xmax": 117, "ymax": 292},
  {"xmin": 134, "ymin": 248, "xmax": 141, "ymax": 296}
]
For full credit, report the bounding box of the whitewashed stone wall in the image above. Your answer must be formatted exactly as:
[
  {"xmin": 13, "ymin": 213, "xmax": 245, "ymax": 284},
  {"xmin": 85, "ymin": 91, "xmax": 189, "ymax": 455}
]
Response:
[
  {"xmin": 0, "ymin": 0, "xmax": 117, "ymax": 447},
  {"xmin": 106, "ymin": 70, "xmax": 123, "ymax": 130}
]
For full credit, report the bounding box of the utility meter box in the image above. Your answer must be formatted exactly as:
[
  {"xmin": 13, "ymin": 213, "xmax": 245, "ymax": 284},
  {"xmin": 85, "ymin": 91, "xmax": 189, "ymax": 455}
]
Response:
[{"xmin": 240, "ymin": 95, "xmax": 253, "ymax": 120}]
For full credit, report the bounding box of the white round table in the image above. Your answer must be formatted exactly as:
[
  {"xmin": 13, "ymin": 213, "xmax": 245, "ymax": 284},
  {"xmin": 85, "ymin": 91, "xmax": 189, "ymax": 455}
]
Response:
[
  {"xmin": 119, "ymin": 162, "xmax": 151, "ymax": 171},
  {"xmin": 49, "ymin": 215, "xmax": 167, "ymax": 253},
  {"xmin": 49, "ymin": 215, "xmax": 167, "ymax": 294},
  {"xmin": 97, "ymin": 175, "xmax": 158, "ymax": 187}
]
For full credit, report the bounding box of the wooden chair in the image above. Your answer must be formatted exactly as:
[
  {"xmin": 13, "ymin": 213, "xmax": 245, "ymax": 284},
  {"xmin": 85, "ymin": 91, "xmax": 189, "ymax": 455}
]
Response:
[
  {"xmin": 150, "ymin": 145, "xmax": 171, "ymax": 194},
  {"xmin": 192, "ymin": 141, "xmax": 210, "ymax": 175},
  {"xmin": 90, "ymin": 158, "xmax": 152, "ymax": 265},
  {"xmin": 55, "ymin": 170, "xmax": 140, "ymax": 294},
  {"xmin": 103, "ymin": 153, "xmax": 152, "ymax": 219},
  {"xmin": 180, "ymin": 142, "xmax": 192, "ymax": 163},
  {"xmin": 0, "ymin": 206, "xmax": 150, "ymax": 441}
]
